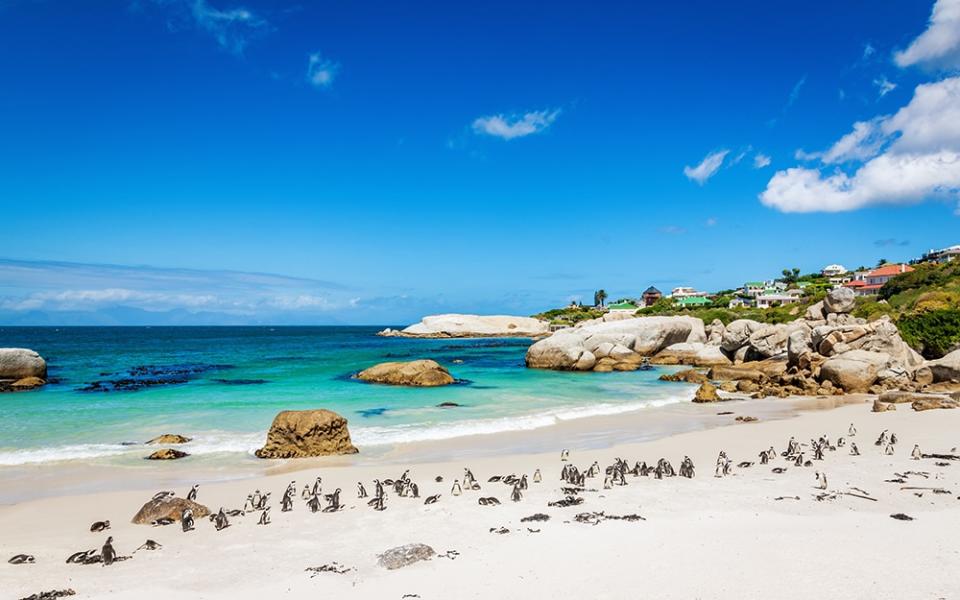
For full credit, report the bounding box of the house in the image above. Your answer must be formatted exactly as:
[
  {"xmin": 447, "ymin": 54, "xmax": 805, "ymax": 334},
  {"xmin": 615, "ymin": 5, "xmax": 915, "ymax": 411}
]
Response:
[
  {"xmin": 670, "ymin": 286, "xmax": 704, "ymax": 298},
  {"xmin": 920, "ymin": 245, "xmax": 960, "ymax": 264},
  {"xmin": 755, "ymin": 293, "xmax": 802, "ymax": 309},
  {"xmin": 728, "ymin": 297, "xmax": 749, "ymax": 309},
  {"xmin": 742, "ymin": 281, "xmax": 766, "ymax": 298},
  {"xmin": 641, "ymin": 286, "xmax": 662, "ymax": 307},
  {"xmin": 606, "ymin": 301, "xmax": 639, "ymax": 313},
  {"xmin": 821, "ymin": 264, "xmax": 848, "ymax": 277},
  {"xmin": 844, "ymin": 263, "xmax": 914, "ymax": 295},
  {"xmin": 674, "ymin": 296, "xmax": 711, "ymax": 308}
]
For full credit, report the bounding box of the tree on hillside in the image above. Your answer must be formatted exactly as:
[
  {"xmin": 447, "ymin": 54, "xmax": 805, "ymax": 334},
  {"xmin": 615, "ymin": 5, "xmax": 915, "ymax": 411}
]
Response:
[
  {"xmin": 877, "ymin": 258, "xmax": 888, "ymax": 267},
  {"xmin": 594, "ymin": 289, "xmax": 608, "ymax": 307},
  {"xmin": 780, "ymin": 267, "xmax": 800, "ymax": 283}
]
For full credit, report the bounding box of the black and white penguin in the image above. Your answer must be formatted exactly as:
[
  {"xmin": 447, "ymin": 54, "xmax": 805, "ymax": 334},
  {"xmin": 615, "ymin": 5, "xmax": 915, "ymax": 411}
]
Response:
[
  {"xmin": 101, "ymin": 536, "xmax": 117, "ymax": 566},
  {"xmin": 815, "ymin": 471, "xmax": 827, "ymax": 490},
  {"xmin": 181, "ymin": 508, "xmax": 195, "ymax": 532},
  {"xmin": 850, "ymin": 442, "xmax": 860, "ymax": 456},
  {"xmin": 258, "ymin": 507, "xmax": 271, "ymax": 525},
  {"xmin": 912, "ymin": 444, "xmax": 922, "ymax": 460},
  {"xmin": 90, "ymin": 520, "xmax": 111, "ymax": 533},
  {"xmin": 848, "ymin": 423, "xmax": 857, "ymax": 436},
  {"xmin": 8, "ymin": 554, "xmax": 35, "ymax": 564},
  {"xmin": 357, "ymin": 482, "xmax": 368, "ymax": 498},
  {"xmin": 451, "ymin": 479, "xmax": 462, "ymax": 496},
  {"xmin": 533, "ymin": 469, "xmax": 541, "ymax": 484},
  {"xmin": 424, "ymin": 494, "xmax": 440, "ymax": 505},
  {"xmin": 511, "ymin": 484, "xmax": 522, "ymax": 502},
  {"xmin": 560, "ymin": 449, "xmax": 569, "ymax": 462},
  {"xmin": 186, "ymin": 484, "xmax": 199, "ymax": 501},
  {"xmin": 312, "ymin": 476, "xmax": 322, "ymax": 497},
  {"xmin": 251, "ymin": 490, "xmax": 262, "ymax": 508},
  {"xmin": 281, "ymin": 489, "xmax": 294, "ymax": 512}
]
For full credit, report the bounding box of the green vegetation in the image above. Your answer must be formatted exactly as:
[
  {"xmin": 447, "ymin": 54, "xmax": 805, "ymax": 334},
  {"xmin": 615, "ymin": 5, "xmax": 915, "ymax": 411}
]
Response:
[
  {"xmin": 593, "ymin": 289, "xmax": 608, "ymax": 307},
  {"xmin": 897, "ymin": 310, "xmax": 960, "ymax": 359},
  {"xmin": 533, "ymin": 305, "xmax": 607, "ymax": 326},
  {"xmin": 635, "ymin": 296, "xmax": 814, "ymax": 325}
]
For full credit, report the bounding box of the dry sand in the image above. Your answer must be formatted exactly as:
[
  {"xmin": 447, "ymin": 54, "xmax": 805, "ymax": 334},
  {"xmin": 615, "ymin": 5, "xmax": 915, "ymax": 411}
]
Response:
[{"xmin": 2, "ymin": 398, "xmax": 959, "ymax": 599}]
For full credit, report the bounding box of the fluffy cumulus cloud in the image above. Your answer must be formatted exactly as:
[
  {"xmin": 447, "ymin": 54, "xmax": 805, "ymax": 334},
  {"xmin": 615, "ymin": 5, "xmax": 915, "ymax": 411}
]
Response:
[
  {"xmin": 760, "ymin": 77, "xmax": 960, "ymax": 213},
  {"xmin": 471, "ymin": 109, "xmax": 560, "ymax": 140},
  {"xmin": 307, "ymin": 53, "xmax": 339, "ymax": 88},
  {"xmin": 683, "ymin": 149, "xmax": 729, "ymax": 185},
  {"xmin": 894, "ymin": 0, "xmax": 960, "ymax": 70}
]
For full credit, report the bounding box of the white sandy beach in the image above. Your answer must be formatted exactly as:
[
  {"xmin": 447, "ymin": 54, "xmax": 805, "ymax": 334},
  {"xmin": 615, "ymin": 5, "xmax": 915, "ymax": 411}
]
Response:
[{"xmin": 2, "ymin": 397, "xmax": 960, "ymax": 600}]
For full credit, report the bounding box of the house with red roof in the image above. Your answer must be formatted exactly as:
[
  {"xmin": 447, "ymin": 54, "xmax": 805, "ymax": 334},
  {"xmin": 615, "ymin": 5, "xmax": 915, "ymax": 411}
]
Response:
[{"xmin": 844, "ymin": 263, "xmax": 914, "ymax": 296}]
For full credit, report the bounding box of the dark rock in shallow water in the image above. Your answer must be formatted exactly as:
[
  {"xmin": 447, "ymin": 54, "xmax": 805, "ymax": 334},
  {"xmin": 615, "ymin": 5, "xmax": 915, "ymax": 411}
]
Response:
[
  {"xmin": 212, "ymin": 378, "xmax": 269, "ymax": 385},
  {"xmin": 358, "ymin": 407, "xmax": 389, "ymax": 417},
  {"xmin": 436, "ymin": 402, "xmax": 461, "ymax": 408},
  {"xmin": 145, "ymin": 449, "xmax": 190, "ymax": 460},
  {"xmin": 145, "ymin": 434, "xmax": 191, "ymax": 445},
  {"xmin": 79, "ymin": 363, "xmax": 233, "ymax": 392}
]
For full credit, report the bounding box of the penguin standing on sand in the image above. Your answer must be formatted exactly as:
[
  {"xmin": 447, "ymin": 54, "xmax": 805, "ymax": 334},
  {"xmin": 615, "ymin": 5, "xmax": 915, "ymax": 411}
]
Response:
[
  {"xmin": 281, "ymin": 489, "xmax": 294, "ymax": 512},
  {"xmin": 912, "ymin": 444, "xmax": 922, "ymax": 460},
  {"xmin": 451, "ymin": 480, "xmax": 462, "ymax": 496},
  {"xmin": 849, "ymin": 423, "xmax": 857, "ymax": 436},
  {"xmin": 251, "ymin": 490, "xmax": 262, "ymax": 508},
  {"xmin": 101, "ymin": 536, "xmax": 117, "ymax": 566},
  {"xmin": 186, "ymin": 484, "xmax": 199, "ymax": 501},
  {"xmin": 214, "ymin": 508, "xmax": 229, "ymax": 531},
  {"xmin": 301, "ymin": 484, "xmax": 311, "ymax": 500},
  {"xmin": 560, "ymin": 449, "xmax": 569, "ymax": 462},
  {"xmin": 307, "ymin": 493, "xmax": 321, "ymax": 513},
  {"xmin": 258, "ymin": 507, "xmax": 271, "ymax": 525},
  {"xmin": 850, "ymin": 442, "xmax": 860, "ymax": 456},
  {"xmin": 181, "ymin": 508, "xmax": 195, "ymax": 532},
  {"xmin": 815, "ymin": 471, "xmax": 827, "ymax": 490},
  {"xmin": 357, "ymin": 482, "xmax": 368, "ymax": 498},
  {"xmin": 533, "ymin": 469, "xmax": 542, "ymax": 484},
  {"xmin": 511, "ymin": 483, "xmax": 523, "ymax": 502}
]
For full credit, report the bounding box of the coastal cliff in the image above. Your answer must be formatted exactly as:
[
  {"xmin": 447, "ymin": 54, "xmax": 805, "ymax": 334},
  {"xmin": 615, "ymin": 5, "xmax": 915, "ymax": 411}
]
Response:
[{"xmin": 378, "ymin": 314, "xmax": 550, "ymax": 338}]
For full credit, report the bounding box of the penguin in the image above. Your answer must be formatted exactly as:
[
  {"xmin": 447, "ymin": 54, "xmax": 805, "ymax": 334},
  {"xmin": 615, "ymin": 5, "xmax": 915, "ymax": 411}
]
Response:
[
  {"xmin": 715, "ymin": 451, "xmax": 727, "ymax": 477},
  {"xmin": 759, "ymin": 450, "xmax": 769, "ymax": 465},
  {"xmin": 90, "ymin": 520, "xmax": 110, "ymax": 533},
  {"xmin": 850, "ymin": 442, "xmax": 860, "ymax": 456},
  {"xmin": 214, "ymin": 508, "xmax": 230, "ymax": 531},
  {"xmin": 312, "ymin": 476, "xmax": 322, "ymax": 497},
  {"xmin": 186, "ymin": 484, "xmax": 199, "ymax": 501},
  {"xmin": 603, "ymin": 473, "xmax": 613, "ymax": 489},
  {"xmin": 101, "ymin": 536, "xmax": 116, "ymax": 566},
  {"xmin": 357, "ymin": 482, "xmax": 368, "ymax": 498},
  {"xmin": 258, "ymin": 492, "xmax": 271, "ymax": 511},
  {"xmin": 815, "ymin": 471, "xmax": 827, "ymax": 490},
  {"xmin": 66, "ymin": 550, "xmax": 94, "ymax": 564},
  {"xmin": 307, "ymin": 493, "xmax": 321, "ymax": 513},
  {"xmin": 251, "ymin": 490, "xmax": 262, "ymax": 509},
  {"xmin": 323, "ymin": 488, "xmax": 342, "ymax": 512},
  {"xmin": 371, "ymin": 495, "xmax": 386, "ymax": 511},
  {"xmin": 451, "ymin": 479, "xmax": 462, "ymax": 496},
  {"xmin": 837, "ymin": 436, "xmax": 846, "ymax": 447},
  {"xmin": 301, "ymin": 484, "xmax": 311, "ymax": 500},
  {"xmin": 409, "ymin": 482, "xmax": 420, "ymax": 498},
  {"xmin": 890, "ymin": 432, "xmax": 898, "ymax": 445},
  {"xmin": 181, "ymin": 508, "xmax": 195, "ymax": 532},
  {"xmin": 374, "ymin": 479, "xmax": 384, "ymax": 500},
  {"xmin": 243, "ymin": 495, "xmax": 254, "ymax": 512},
  {"xmin": 875, "ymin": 430, "xmax": 888, "ymax": 446},
  {"xmin": 848, "ymin": 423, "xmax": 857, "ymax": 436},
  {"xmin": 281, "ymin": 489, "xmax": 294, "ymax": 512},
  {"xmin": 885, "ymin": 443, "xmax": 895, "ymax": 455},
  {"xmin": 8, "ymin": 554, "xmax": 35, "ymax": 564},
  {"xmin": 912, "ymin": 444, "xmax": 922, "ymax": 460},
  {"xmin": 133, "ymin": 540, "xmax": 161, "ymax": 553},
  {"xmin": 424, "ymin": 494, "xmax": 440, "ymax": 505},
  {"xmin": 511, "ymin": 483, "xmax": 523, "ymax": 502},
  {"xmin": 533, "ymin": 468, "xmax": 542, "ymax": 483},
  {"xmin": 793, "ymin": 453, "xmax": 804, "ymax": 467},
  {"xmin": 151, "ymin": 517, "xmax": 175, "ymax": 527},
  {"xmin": 560, "ymin": 449, "xmax": 569, "ymax": 462},
  {"xmin": 152, "ymin": 490, "xmax": 174, "ymax": 502},
  {"xmin": 258, "ymin": 507, "xmax": 271, "ymax": 525}
]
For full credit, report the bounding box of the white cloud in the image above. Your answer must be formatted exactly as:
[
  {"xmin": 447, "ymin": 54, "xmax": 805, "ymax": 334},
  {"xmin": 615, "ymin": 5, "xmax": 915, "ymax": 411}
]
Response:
[
  {"xmin": 786, "ymin": 75, "xmax": 807, "ymax": 108},
  {"xmin": 471, "ymin": 109, "xmax": 560, "ymax": 140},
  {"xmin": 760, "ymin": 77, "xmax": 960, "ymax": 213},
  {"xmin": 683, "ymin": 149, "xmax": 729, "ymax": 185},
  {"xmin": 705, "ymin": 217, "xmax": 718, "ymax": 227},
  {"xmin": 151, "ymin": 0, "xmax": 268, "ymax": 54},
  {"xmin": 753, "ymin": 153, "xmax": 772, "ymax": 168},
  {"xmin": 307, "ymin": 53, "xmax": 339, "ymax": 88},
  {"xmin": 863, "ymin": 43, "xmax": 876, "ymax": 59},
  {"xmin": 874, "ymin": 75, "xmax": 898, "ymax": 97},
  {"xmin": 894, "ymin": 0, "xmax": 960, "ymax": 70}
]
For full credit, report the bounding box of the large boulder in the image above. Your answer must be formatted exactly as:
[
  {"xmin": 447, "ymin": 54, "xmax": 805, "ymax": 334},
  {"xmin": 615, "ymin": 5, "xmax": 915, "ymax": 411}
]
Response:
[
  {"xmin": 823, "ymin": 287, "xmax": 856, "ymax": 314},
  {"xmin": 706, "ymin": 319, "xmax": 726, "ymax": 345},
  {"xmin": 659, "ymin": 369, "xmax": 709, "ymax": 384},
  {"xmin": 692, "ymin": 382, "xmax": 720, "ymax": 403},
  {"xmin": 145, "ymin": 449, "xmax": 189, "ymax": 460},
  {"xmin": 929, "ymin": 349, "xmax": 960, "ymax": 383},
  {"xmin": 356, "ymin": 360, "xmax": 454, "ymax": 387},
  {"xmin": 0, "ymin": 348, "xmax": 47, "ymax": 381},
  {"xmin": 708, "ymin": 365, "xmax": 766, "ymax": 382},
  {"xmin": 787, "ymin": 328, "xmax": 813, "ymax": 366},
  {"xmin": 132, "ymin": 495, "xmax": 210, "ymax": 524},
  {"xmin": 377, "ymin": 543, "xmax": 436, "ymax": 570},
  {"xmin": 526, "ymin": 316, "xmax": 704, "ymax": 371},
  {"xmin": 819, "ymin": 350, "xmax": 892, "ymax": 393},
  {"xmin": 255, "ymin": 409, "xmax": 359, "ymax": 459},
  {"xmin": 652, "ymin": 343, "xmax": 731, "ymax": 366},
  {"xmin": 804, "ymin": 301, "xmax": 826, "ymax": 321},
  {"xmin": 911, "ymin": 396, "xmax": 960, "ymax": 411},
  {"xmin": 747, "ymin": 324, "xmax": 796, "ymax": 359},
  {"xmin": 146, "ymin": 434, "xmax": 191, "ymax": 445},
  {"xmin": 720, "ymin": 320, "xmax": 764, "ymax": 353},
  {"xmin": 380, "ymin": 314, "xmax": 549, "ymax": 338}
]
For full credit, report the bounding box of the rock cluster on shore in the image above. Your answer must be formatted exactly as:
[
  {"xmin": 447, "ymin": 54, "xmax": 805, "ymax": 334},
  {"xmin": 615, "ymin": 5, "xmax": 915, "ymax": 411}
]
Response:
[
  {"xmin": 0, "ymin": 348, "xmax": 47, "ymax": 392},
  {"xmin": 255, "ymin": 409, "xmax": 359, "ymax": 459},
  {"xmin": 355, "ymin": 360, "xmax": 455, "ymax": 387},
  {"xmin": 528, "ymin": 288, "xmax": 957, "ymax": 401},
  {"xmin": 378, "ymin": 314, "xmax": 550, "ymax": 338}
]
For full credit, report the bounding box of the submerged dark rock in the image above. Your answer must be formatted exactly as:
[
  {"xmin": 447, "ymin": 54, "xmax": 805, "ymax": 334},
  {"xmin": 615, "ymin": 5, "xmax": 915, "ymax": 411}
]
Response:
[
  {"xmin": 79, "ymin": 363, "xmax": 233, "ymax": 392},
  {"xmin": 212, "ymin": 378, "xmax": 269, "ymax": 385},
  {"xmin": 358, "ymin": 407, "xmax": 389, "ymax": 417},
  {"xmin": 437, "ymin": 402, "xmax": 462, "ymax": 408}
]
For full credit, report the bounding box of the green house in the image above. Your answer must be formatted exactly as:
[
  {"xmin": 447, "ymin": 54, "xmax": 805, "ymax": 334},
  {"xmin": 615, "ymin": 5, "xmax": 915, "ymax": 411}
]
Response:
[
  {"xmin": 606, "ymin": 301, "xmax": 639, "ymax": 311},
  {"xmin": 673, "ymin": 296, "xmax": 711, "ymax": 307}
]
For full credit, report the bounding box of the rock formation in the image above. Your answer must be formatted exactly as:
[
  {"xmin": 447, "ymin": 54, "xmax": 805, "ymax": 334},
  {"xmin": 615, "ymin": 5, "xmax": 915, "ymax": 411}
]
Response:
[
  {"xmin": 131, "ymin": 495, "xmax": 209, "ymax": 524},
  {"xmin": 0, "ymin": 348, "xmax": 47, "ymax": 391},
  {"xmin": 929, "ymin": 349, "xmax": 960, "ymax": 383},
  {"xmin": 692, "ymin": 382, "xmax": 720, "ymax": 403},
  {"xmin": 255, "ymin": 409, "xmax": 359, "ymax": 459},
  {"xmin": 378, "ymin": 314, "xmax": 549, "ymax": 338},
  {"xmin": 376, "ymin": 543, "xmax": 436, "ymax": 570},
  {"xmin": 145, "ymin": 449, "xmax": 190, "ymax": 460},
  {"xmin": 355, "ymin": 360, "xmax": 455, "ymax": 386},
  {"xmin": 525, "ymin": 316, "xmax": 705, "ymax": 371},
  {"xmin": 145, "ymin": 434, "xmax": 192, "ymax": 445}
]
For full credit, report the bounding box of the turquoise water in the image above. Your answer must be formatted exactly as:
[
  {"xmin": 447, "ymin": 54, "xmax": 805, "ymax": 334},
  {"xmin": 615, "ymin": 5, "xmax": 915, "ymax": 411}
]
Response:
[{"xmin": 0, "ymin": 327, "xmax": 691, "ymax": 467}]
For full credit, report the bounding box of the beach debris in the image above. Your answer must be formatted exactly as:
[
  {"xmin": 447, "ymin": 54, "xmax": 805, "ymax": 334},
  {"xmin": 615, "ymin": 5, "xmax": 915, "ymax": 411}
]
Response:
[
  {"xmin": 18, "ymin": 590, "xmax": 76, "ymax": 600},
  {"xmin": 305, "ymin": 562, "xmax": 353, "ymax": 576},
  {"xmin": 8, "ymin": 554, "xmax": 35, "ymax": 564},
  {"xmin": 377, "ymin": 544, "xmax": 436, "ymax": 570},
  {"xmin": 489, "ymin": 526, "xmax": 510, "ymax": 534},
  {"xmin": 521, "ymin": 513, "xmax": 551, "ymax": 522},
  {"xmin": 548, "ymin": 496, "xmax": 584, "ymax": 508},
  {"xmin": 90, "ymin": 520, "xmax": 110, "ymax": 532},
  {"xmin": 890, "ymin": 513, "xmax": 915, "ymax": 521}
]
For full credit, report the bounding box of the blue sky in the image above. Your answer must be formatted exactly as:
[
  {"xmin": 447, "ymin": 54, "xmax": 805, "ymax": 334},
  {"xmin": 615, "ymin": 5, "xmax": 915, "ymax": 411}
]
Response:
[{"xmin": 2, "ymin": 0, "xmax": 960, "ymax": 325}]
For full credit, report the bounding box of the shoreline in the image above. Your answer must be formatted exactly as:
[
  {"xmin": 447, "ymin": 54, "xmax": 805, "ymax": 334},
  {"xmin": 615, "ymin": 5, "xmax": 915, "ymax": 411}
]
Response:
[
  {"xmin": 0, "ymin": 390, "xmax": 868, "ymax": 506},
  {"xmin": 1, "ymin": 397, "xmax": 958, "ymax": 599}
]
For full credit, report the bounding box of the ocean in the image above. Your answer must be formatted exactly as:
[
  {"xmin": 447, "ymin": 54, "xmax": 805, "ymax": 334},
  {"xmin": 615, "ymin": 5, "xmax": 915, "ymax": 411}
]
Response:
[{"xmin": 0, "ymin": 326, "xmax": 693, "ymax": 469}]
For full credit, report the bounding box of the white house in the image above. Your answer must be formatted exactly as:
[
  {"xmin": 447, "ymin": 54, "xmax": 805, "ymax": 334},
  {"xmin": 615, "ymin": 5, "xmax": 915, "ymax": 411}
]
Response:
[{"xmin": 821, "ymin": 264, "xmax": 848, "ymax": 277}]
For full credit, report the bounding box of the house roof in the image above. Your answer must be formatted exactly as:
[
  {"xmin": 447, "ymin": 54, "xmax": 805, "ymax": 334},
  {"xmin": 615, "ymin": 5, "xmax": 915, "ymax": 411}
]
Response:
[
  {"xmin": 867, "ymin": 263, "xmax": 914, "ymax": 278},
  {"xmin": 845, "ymin": 280, "xmax": 867, "ymax": 288},
  {"xmin": 674, "ymin": 296, "xmax": 711, "ymax": 306},
  {"xmin": 642, "ymin": 286, "xmax": 661, "ymax": 295},
  {"xmin": 745, "ymin": 281, "xmax": 764, "ymax": 287},
  {"xmin": 606, "ymin": 302, "xmax": 638, "ymax": 310}
]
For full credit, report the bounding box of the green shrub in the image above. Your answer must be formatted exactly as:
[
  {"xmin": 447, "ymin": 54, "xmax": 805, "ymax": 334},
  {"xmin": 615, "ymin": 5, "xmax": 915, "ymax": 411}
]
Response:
[{"xmin": 897, "ymin": 309, "xmax": 960, "ymax": 359}]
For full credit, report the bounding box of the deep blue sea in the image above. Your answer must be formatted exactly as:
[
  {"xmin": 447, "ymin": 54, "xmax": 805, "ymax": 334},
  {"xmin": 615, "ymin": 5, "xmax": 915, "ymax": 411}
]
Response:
[{"xmin": 0, "ymin": 327, "xmax": 691, "ymax": 468}]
